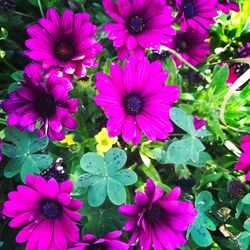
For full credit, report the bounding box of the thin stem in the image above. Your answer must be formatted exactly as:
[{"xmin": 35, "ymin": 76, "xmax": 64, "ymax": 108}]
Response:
[
  {"xmin": 13, "ymin": 11, "xmax": 33, "ymax": 18},
  {"xmin": 164, "ymin": 47, "xmax": 212, "ymax": 83},
  {"xmin": 1, "ymin": 58, "xmax": 17, "ymax": 71},
  {"xmin": 37, "ymin": 0, "xmax": 44, "ymax": 18}
]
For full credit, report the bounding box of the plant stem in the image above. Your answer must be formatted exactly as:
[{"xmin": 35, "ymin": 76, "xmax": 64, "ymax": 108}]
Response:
[
  {"xmin": 164, "ymin": 47, "xmax": 212, "ymax": 83},
  {"xmin": 13, "ymin": 11, "xmax": 33, "ymax": 18},
  {"xmin": 37, "ymin": 0, "xmax": 44, "ymax": 18},
  {"xmin": 1, "ymin": 58, "xmax": 17, "ymax": 71}
]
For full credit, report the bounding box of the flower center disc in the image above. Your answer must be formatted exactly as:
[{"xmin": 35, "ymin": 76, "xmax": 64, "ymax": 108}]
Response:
[
  {"xmin": 182, "ymin": 1, "xmax": 195, "ymax": 18},
  {"xmin": 34, "ymin": 93, "xmax": 57, "ymax": 119},
  {"xmin": 145, "ymin": 206, "xmax": 162, "ymax": 224},
  {"xmin": 176, "ymin": 39, "xmax": 188, "ymax": 52},
  {"xmin": 41, "ymin": 200, "xmax": 62, "ymax": 219},
  {"xmin": 55, "ymin": 41, "xmax": 74, "ymax": 61},
  {"xmin": 128, "ymin": 16, "xmax": 145, "ymax": 34},
  {"xmin": 123, "ymin": 94, "xmax": 143, "ymax": 115}
]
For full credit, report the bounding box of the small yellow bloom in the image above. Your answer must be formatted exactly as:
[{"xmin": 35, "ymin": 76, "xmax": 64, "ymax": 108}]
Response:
[
  {"xmin": 95, "ymin": 128, "xmax": 118, "ymax": 154},
  {"xmin": 60, "ymin": 134, "xmax": 75, "ymax": 146}
]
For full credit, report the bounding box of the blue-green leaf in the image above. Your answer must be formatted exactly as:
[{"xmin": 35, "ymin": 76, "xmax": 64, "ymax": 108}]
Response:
[
  {"xmin": 107, "ymin": 178, "xmax": 126, "ymax": 205},
  {"xmin": 88, "ymin": 179, "xmax": 107, "ymax": 207},
  {"xmin": 111, "ymin": 169, "xmax": 138, "ymax": 186},
  {"xmin": 4, "ymin": 157, "xmax": 24, "ymax": 178},
  {"xmin": 195, "ymin": 191, "xmax": 215, "ymax": 214}
]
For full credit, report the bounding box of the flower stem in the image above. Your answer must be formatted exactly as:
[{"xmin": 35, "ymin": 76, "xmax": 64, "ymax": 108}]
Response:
[
  {"xmin": 164, "ymin": 47, "xmax": 212, "ymax": 83},
  {"xmin": 37, "ymin": 0, "xmax": 44, "ymax": 18},
  {"xmin": 1, "ymin": 58, "xmax": 17, "ymax": 71},
  {"xmin": 13, "ymin": 11, "xmax": 33, "ymax": 18}
]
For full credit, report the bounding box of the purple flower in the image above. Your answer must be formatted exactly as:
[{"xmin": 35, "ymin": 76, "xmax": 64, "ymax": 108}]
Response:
[
  {"xmin": 24, "ymin": 8, "xmax": 102, "ymax": 79},
  {"xmin": 234, "ymin": 135, "xmax": 250, "ymax": 181},
  {"xmin": 119, "ymin": 179, "xmax": 197, "ymax": 250},
  {"xmin": 3, "ymin": 174, "xmax": 83, "ymax": 249},
  {"xmin": 68, "ymin": 231, "xmax": 129, "ymax": 250},
  {"xmin": 94, "ymin": 55, "xmax": 179, "ymax": 144},
  {"xmin": 238, "ymin": 42, "xmax": 250, "ymax": 59},
  {"xmin": 1, "ymin": 63, "xmax": 78, "ymax": 141},
  {"xmin": 164, "ymin": 28, "xmax": 210, "ymax": 66},
  {"xmin": 216, "ymin": 0, "xmax": 240, "ymax": 14},
  {"xmin": 103, "ymin": 0, "xmax": 176, "ymax": 60},
  {"xmin": 176, "ymin": 0, "xmax": 217, "ymax": 31},
  {"xmin": 194, "ymin": 115, "xmax": 206, "ymax": 130}
]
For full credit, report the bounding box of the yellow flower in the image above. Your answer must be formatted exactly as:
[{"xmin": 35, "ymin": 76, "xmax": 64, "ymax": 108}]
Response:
[
  {"xmin": 95, "ymin": 128, "xmax": 118, "ymax": 154},
  {"xmin": 60, "ymin": 134, "xmax": 75, "ymax": 146}
]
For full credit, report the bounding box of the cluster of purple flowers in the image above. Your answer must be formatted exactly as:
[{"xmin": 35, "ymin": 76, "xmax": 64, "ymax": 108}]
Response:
[{"xmin": 0, "ymin": 0, "xmax": 247, "ymax": 249}]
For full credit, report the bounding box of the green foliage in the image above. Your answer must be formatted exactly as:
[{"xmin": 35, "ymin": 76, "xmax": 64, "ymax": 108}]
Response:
[
  {"xmin": 77, "ymin": 148, "xmax": 137, "ymax": 207},
  {"xmin": 188, "ymin": 191, "xmax": 216, "ymax": 247},
  {"xmin": 1, "ymin": 127, "xmax": 52, "ymax": 182}
]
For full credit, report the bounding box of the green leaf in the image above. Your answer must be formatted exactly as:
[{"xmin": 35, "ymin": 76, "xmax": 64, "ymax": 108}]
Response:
[
  {"xmin": 236, "ymin": 232, "xmax": 250, "ymax": 250},
  {"xmin": 242, "ymin": 194, "xmax": 250, "ymax": 205},
  {"xmin": 190, "ymin": 215, "xmax": 213, "ymax": 247},
  {"xmin": 1, "ymin": 143, "xmax": 25, "ymax": 158},
  {"xmin": 141, "ymin": 164, "xmax": 161, "ymax": 183},
  {"xmin": 195, "ymin": 191, "xmax": 215, "ymax": 214},
  {"xmin": 167, "ymin": 137, "xmax": 205, "ymax": 164},
  {"xmin": 107, "ymin": 179, "xmax": 126, "ymax": 205},
  {"xmin": 80, "ymin": 152, "xmax": 106, "ymax": 175},
  {"xmin": 4, "ymin": 157, "xmax": 24, "ymax": 178},
  {"xmin": 77, "ymin": 174, "xmax": 103, "ymax": 189},
  {"xmin": 88, "ymin": 179, "xmax": 107, "ymax": 207},
  {"xmin": 199, "ymin": 172, "xmax": 223, "ymax": 188},
  {"xmin": 210, "ymin": 64, "xmax": 229, "ymax": 93},
  {"xmin": 236, "ymin": 201, "xmax": 245, "ymax": 219},
  {"xmin": 170, "ymin": 107, "xmax": 195, "ymax": 134},
  {"xmin": 201, "ymin": 214, "xmax": 216, "ymax": 231},
  {"xmin": 153, "ymin": 148, "xmax": 170, "ymax": 164},
  {"xmin": 104, "ymin": 148, "xmax": 127, "ymax": 175},
  {"xmin": 187, "ymin": 152, "xmax": 212, "ymax": 168},
  {"xmin": 244, "ymin": 219, "xmax": 250, "ymax": 232},
  {"xmin": 111, "ymin": 169, "xmax": 138, "ymax": 186},
  {"xmin": 4, "ymin": 126, "xmax": 28, "ymax": 149},
  {"xmin": 11, "ymin": 71, "xmax": 24, "ymax": 82},
  {"xmin": 195, "ymin": 129, "xmax": 212, "ymax": 137},
  {"xmin": 20, "ymin": 156, "xmax": 40, "ymax": 183},
  {"xmin": 28, "ymin": 135, "xmax": 49, "ymax": 154}
]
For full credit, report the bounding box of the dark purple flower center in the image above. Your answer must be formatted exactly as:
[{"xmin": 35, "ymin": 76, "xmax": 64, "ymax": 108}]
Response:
[
  {"xmin": 145, "ymin": 205, "xmax": 162, "ymax": 224},
  {"xmin": 227, "ymin": 179, "xmax": 246, "ymax": 199},
  {"xmin": 233, "ymin": 63, "xmax": 249, "ymax": 76},
  {"xmin": 176, "ymin": 39, "xmax": 188, "ymax": 52},
  {"xmin": 123, "ymin": 94, "xmax": 143, "ymax": 115},
  {"xmin": 128, "ymin": 16, "xmax": 145, "ymax": 34},
  {"xmin": 34, "ymin": 93, "xmax": 57, "ymax": 119},
  {"xmin": 41, "ymin": 200, "xmax": 62, "ymax": 219},
  {"xmin": 86, "ymin": 243, "xmax": 106, "ymax": 250},
  {"xmin": 55, "ymin": 41, "xmax": 74, "ymax": 61},
  {"xmin": 182, "ymin": 1, "xmax": 195, "ymax": 18}
]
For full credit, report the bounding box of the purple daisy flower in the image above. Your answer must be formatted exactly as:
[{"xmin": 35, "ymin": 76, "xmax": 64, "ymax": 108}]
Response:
[
  {"xmin": 1, "ymin": 63, "xmax": 78, "ymax": 141},
  {"xmin": 103, "ymin": 0, "xmax": 176, "ymax": 60},
  {"xmin": 194, "ymin": 115, "xmax": 206, "ymax": 130},
  {"xmin": 94, "ymin": 55, "xmax": 180, "ymax": 144},
  {"xmin": 164, "ymin": 28, "xmax": 210, "ymax": 66},
  {"xmin": 68, "ymin": 231, "xmax": 129, "ymax": 250},
  {"xmin": 234, "ymin": 135, "xmax": 250, "ymax": 181},
  {"xmin": 119, "ymin": 179, "xmax": 197, "ymax": 250},
  {"xmin": 24, "ymin": 8, "xmax": 102, "ymax": 80},
  {"xmin": 3, "ymin": 175, "xmax": 82, "ymax": 249},
  {"xmin": 216, "ymin": 0, "xmax": 240, "ymax": 14},
  {"xmin": 176, "ymin": 0, "xmax": 218, "ymax": 31}
]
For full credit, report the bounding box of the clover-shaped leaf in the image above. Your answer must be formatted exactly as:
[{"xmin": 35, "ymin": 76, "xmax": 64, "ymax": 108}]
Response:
[
  {"xmin": 188, "ymin": 191, "xmax": 216, "ymax": 248},
  {"xmin": 77, "ymin": 148, "xmax": 137, "ymax": 207},
  {"xmin": 170, "ymin": 107, "xmax": 195, "ymax": 134},
  {"xmin": 2, "ymin": 127, "xmax": 52, "ymax": 183}
]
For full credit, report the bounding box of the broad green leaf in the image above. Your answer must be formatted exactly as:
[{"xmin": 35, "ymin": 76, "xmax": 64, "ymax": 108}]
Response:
[
  {"xmin": 195, "ymin": 191, "xmax": 215, "ymax": 214},
  {"xmin": 236, "ymin": 201, "xmax": 245, "ymax": 219},
  {"xmin": 80, "ymin": 152, "xmax": 106, "ymax": 175},
  {"xmin": 201, "ymin": 214, "xmax": 216, "ymax": 231},
  {"xmin": 4, "ymin": 157, "xmax": 24, "ymax": 178},
  {"xmin": 111, "ymin": 169, "xmax": 138, "ymax": 186},
  {"xmin": 195, "ymin": 129, "xmax": 212, "ymax": 138},
  {"xmin": 88, "ymin": 179, "xmax": 107, "ymax": 207},
  {"xmin": 30, "ymin": 154, "xmax": 53, "ymax": 170},
  {"xmin": 199, "ymin": 172, "xmax": 223, "ymax": 188},
  {"xmin": 187, "ymin": 152, "xmax": 212, "ymax": 168},
  {"xmin": 105, "ymin": 148, "xmax": 127, "ymax": 175},
  {"xmin": 1, "ymin": 143, "xmax": 25, "ymax": 157},
  {"xmin": 107, "ymin": 179, "xmax": 126, "ymax": 205},
  {"xmin": 21, "ymin": 156, "xmax": 41, "ymax": 183},
  {"xmin": 190, "ymin": 137, "xmax": 206, "ymax": 162},
  {"xmin": 167, "ymin": 137, "xmax": 192, "ymax": 164},
  {"xmin": 10, "ymin": 71, "xmax": 24, "ymax": 82},
  {"xmin": 236, "ymin": 232, "xmax": 250, "ymax": 250},
  {"xmin": 190, "ymin": 216, "xmax": 213, "ymax": 247},
  {"xmin": 77, "ymin": 174, "xmax": 103, "ymax": 188},
  {"xmin": 242, "ymin": 194, "xmax": 250, "ymax": 205},
  {"xmin": 153, "ymin": 148, "xmax": 170, "ymax": 164},
  {"xmin": 244, "ymin": 219, "xmax": 250, "ymax": 232},
  {"xmin": 141, "ymin": 164, "xmax": 161, "ymax": 182},
  {"xmin": 170, "ymin": 107, "xmax": 195, "ymax": 134},
  {"xmin": 210, "ymin": 64, "xmax": 229, "ymax": 93},
  {"xmin": 29, "ymin": 135, "xmax": 49, "ymax": 154},
  {"xmin": 4, "ymin": 126, "xmax": 28, "ymax": 149}
]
